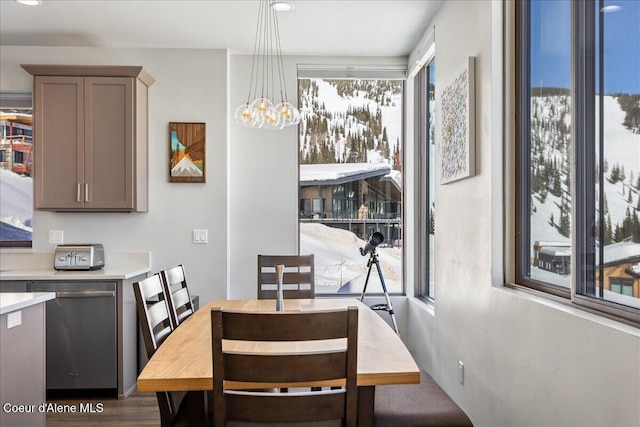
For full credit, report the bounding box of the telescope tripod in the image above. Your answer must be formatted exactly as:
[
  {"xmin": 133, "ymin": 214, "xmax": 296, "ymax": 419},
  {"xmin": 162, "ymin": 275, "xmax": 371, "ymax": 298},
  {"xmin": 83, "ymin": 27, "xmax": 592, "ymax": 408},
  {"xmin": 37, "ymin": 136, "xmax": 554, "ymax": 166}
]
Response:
[{"xmin": 359, "ymin": 250, "xmax": 399, "ymax": 334}]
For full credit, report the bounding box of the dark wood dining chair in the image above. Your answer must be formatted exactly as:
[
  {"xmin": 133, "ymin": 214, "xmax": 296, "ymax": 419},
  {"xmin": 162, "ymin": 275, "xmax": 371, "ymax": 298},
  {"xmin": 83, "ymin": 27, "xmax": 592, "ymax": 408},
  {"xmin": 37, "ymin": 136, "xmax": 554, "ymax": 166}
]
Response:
[
  {"xmin": 134, "ymin": 274, "xmax": 205, "ymax": 427},
  {"xmin": 210, "ymin": 306, "xmax": 359, "ymax": 427},
  {"xmin": 160, "ymin": 264, "xmax": 195, "ymax": 329},
  {"xmin": 257, "ymin": 254, "xmax": 315, "ymax": 299}
]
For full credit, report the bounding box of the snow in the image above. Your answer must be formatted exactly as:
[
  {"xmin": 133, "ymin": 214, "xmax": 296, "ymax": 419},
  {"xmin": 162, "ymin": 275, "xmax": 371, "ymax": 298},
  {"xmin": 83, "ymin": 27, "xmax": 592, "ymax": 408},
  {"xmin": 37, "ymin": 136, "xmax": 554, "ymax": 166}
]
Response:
[
  {"xmin": 300, "ymin": 162, "xmax": 390, "ymax": 183},
  {"xmin": 530, "ymin": 95, "xmax": 639, "ymax": 247},
  {"xmin": 300, "ymin": 78, "xmax": 402, "ymax": 164},
  {"xmin": 0, "ymin": 169, "xmax": 32, "ymax": 234},
  {"xmin": 300, "ymin": 222, "xmax": 401, "ymax": 294},
  {"xmin": 602, "ymin": 241, "xmax": 640, "ymax": 265},
  {"xmin": 598, "ymin": 96, "xmax": 640, "ymax": 228}
]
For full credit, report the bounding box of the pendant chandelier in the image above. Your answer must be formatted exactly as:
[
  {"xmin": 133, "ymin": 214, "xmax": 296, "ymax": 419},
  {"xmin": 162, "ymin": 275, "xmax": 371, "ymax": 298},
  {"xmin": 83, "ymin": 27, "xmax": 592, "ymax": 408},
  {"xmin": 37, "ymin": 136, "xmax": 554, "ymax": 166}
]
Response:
[{"xmin": 235, "ymin": 0, "xmax": 301, "ymax": 130}]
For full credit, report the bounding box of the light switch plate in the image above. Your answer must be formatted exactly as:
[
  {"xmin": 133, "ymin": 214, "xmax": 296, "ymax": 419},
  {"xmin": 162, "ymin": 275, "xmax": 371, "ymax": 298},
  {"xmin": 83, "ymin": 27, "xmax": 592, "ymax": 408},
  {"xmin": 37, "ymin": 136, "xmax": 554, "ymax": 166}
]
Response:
[
  {"xmin": 7, "ymin": 311, "xmax": 21, "ymax": 329},
  {"xmin": 192, "ymin": 229, "xmax": 208, "ymax": 244},
  {"xmin": 49, "ymin": 230, "xmax": 64, "ymax": 244}
]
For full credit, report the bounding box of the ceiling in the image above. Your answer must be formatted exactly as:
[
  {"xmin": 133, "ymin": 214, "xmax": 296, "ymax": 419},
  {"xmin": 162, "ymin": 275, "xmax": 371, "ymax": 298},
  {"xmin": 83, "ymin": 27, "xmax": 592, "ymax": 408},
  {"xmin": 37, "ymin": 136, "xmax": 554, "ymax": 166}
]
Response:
[{"xmin": 0, "ymin": 0, "xmax": 442, "ymax": 57}]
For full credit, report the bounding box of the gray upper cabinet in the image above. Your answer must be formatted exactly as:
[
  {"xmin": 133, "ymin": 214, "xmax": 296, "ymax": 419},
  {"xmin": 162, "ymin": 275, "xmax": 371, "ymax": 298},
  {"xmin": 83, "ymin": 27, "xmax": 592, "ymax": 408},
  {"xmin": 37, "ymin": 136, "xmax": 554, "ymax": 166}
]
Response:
[{"xmin": 22, "ymin": 65, "xmax": 154, "ymax": 212}]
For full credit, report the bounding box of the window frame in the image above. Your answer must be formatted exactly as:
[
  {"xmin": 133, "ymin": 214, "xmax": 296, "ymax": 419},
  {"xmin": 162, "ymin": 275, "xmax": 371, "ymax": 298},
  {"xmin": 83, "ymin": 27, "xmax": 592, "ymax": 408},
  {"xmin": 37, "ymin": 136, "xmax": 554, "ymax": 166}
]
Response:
[
  {"xmin": 415, "ymin": 57, "xmax": 436, "ymax": 301},
  {"xmin": 515, "ymin": 0, "xmax": 640, "ymax": 326},
  {"xmin": 297, "ymin": 70, "xmax": 406, "ymax": 297}
]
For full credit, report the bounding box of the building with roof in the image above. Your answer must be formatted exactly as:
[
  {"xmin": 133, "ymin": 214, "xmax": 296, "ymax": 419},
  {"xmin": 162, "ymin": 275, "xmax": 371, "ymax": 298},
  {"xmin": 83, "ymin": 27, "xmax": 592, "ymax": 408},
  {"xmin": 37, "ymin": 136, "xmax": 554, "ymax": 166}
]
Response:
[
  {"xmin": 0, "ymin": 113, "xmax": 33, "ymax": 176},
  {"xmin": 299, "ymin": 162, "xmax": 402, "ymax": 244},
  {"xmin": 598, "ymin": 240, "xmax": 640, "ymax": 299}
]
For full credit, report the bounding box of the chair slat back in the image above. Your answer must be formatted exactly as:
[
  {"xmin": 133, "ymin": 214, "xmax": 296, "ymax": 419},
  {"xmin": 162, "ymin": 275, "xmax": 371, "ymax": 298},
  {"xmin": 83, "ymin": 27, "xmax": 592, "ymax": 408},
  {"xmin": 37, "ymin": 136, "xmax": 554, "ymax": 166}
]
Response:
[
  {"xmin": 134, "ymin": 274, "xmax": 173, "ymax": 359},
  {"xmin": 210, "ymin": 306, "xmax": 358, "ymax": 427},
  {"xmin": 135, "ymin": 273, "xmax": 205, "ymax": 427},
  {"xmin": 160, "ymin": 265, "xmax": 194, "ymax": 329},
  {"xmin": 257, "ymin": 254, "xmax": 315, "ymax": 299}
]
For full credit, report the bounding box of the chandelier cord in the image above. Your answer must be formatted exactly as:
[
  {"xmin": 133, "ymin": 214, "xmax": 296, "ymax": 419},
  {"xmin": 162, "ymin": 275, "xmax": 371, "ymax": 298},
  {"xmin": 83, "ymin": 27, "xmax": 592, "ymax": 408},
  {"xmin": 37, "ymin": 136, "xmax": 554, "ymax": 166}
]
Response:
[
  {"xmin": 247, "ymin": 0, "xmax": 263, "ymax": 105},
  {"xmin": 273, "ymin": 5, "xmax": 288, "ymax": 104},
  {"xmin": 234, "ymin": 0, "xmax": 300, "ymax": 129}
]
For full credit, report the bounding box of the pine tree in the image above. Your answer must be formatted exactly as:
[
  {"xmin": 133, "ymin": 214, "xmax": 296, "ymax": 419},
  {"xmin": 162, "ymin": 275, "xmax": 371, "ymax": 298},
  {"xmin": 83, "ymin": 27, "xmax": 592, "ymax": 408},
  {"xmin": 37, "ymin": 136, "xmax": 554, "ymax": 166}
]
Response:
[
  {"xmin": 604, "ymin": 214, "xmax": 613, "ymax": 245},
  {"xmin": 559, "ymin": 197, "xmax": 571, "ymax": 237},
  {"xmin": 611, "ymin": 163, "xmax": 620, "ymax": 183}
]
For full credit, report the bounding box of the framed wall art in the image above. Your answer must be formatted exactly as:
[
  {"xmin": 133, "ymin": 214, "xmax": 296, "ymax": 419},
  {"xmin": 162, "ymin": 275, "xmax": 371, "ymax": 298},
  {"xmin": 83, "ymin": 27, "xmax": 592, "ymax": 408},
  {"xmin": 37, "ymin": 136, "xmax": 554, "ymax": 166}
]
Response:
[
  {"xmin": 169, "ymin": 122, "xmax": 205, "ymax": 183},
  {"xmin": 439, "ymin": 56, "xmax": 475, "ymax": 184}
]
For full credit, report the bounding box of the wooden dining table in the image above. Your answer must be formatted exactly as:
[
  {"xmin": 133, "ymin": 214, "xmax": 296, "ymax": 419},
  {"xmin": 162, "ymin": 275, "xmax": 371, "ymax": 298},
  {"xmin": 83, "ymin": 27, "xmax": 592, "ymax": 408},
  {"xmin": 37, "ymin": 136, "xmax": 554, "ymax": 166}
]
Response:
[{"xmin": 137, "ymin": 298, "xmax": 420, "ymax": 426}]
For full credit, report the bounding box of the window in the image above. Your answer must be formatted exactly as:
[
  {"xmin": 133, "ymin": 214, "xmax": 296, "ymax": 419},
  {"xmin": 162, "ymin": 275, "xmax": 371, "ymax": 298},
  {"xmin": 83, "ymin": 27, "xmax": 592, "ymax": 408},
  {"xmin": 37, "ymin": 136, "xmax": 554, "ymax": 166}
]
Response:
[
  {"xmin": 298, "ymin": 74, "xmax": 404, "ymax": 296},
  {"xmin": 0, "ymin": 93, "xmax": 33, "ymax": 247},
  {"xmin": 610, "ymin": 278, "xmax": 634, "ymax": 297},
  {"xmin": 516, "ymin": 0, "xmax": 640, "ymax": 324},
  {"xmin": 415, "ymin": 58, "xmax": 436, "ymax": 300}
]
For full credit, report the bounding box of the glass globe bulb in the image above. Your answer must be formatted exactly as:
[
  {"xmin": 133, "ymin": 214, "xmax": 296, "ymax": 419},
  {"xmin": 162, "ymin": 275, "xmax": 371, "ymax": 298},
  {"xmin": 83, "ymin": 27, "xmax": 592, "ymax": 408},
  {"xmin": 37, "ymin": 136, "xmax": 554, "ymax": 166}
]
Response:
[
  {"xmin": 275, "ymin": 101, "xmax": 301, "ymax": 126},
  {"xmin": 263, "ymin": 108, "xmax": 284, "ymax": 130},
  {"xmin": 234, "ymin": 104, "xmax": 264, "ymax": 128},
  {"xmin": 251, "ymin": 97, "xmax": 275, "ymax": 114}
]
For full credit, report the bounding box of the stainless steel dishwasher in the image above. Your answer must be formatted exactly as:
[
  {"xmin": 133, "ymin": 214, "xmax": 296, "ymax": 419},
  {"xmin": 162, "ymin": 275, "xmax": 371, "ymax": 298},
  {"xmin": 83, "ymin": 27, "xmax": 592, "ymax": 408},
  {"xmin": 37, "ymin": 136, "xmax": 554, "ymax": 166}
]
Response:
[{"xmin": 29, "ymin": 281, "xmax": 117, "ymax": 391}]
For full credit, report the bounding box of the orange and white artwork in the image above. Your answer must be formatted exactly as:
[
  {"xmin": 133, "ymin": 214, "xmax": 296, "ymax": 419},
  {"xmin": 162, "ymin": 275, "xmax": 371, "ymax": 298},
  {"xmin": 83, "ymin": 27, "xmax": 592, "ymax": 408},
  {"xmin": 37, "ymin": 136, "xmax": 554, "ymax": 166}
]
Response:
[{"xmin": 169, "ymin": 122, "xmax": 205, "ymax": 182}]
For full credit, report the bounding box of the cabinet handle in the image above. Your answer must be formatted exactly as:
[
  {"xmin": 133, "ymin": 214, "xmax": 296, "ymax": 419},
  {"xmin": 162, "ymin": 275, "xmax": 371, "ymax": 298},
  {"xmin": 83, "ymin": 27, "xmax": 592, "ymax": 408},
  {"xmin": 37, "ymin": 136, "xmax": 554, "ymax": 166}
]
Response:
[
  {"xmin": 85, "ymin": 184, "xmax": 89, "ymax": 202},
  {"xmin": 77, "ymin": 184, "xmax": 82, "ymax": 202},
  {"xmin": 55, "ymin": 291, "xmax": 115, "ymax": 298}
]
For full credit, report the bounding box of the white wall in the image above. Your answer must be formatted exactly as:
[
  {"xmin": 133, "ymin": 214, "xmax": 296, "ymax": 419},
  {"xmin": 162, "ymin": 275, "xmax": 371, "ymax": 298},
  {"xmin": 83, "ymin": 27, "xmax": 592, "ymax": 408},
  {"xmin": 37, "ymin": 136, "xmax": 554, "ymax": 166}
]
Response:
[
  {"xmin": 0, "ymin": 47, "xmax": 229, "ymax": 303},
  {"xmin": 404, "ymin": 2, "xmax": 640, "ymax": 427},
  {"xmin": 227, "ymin": 54, "xmax": 406, "ymax": 300}
]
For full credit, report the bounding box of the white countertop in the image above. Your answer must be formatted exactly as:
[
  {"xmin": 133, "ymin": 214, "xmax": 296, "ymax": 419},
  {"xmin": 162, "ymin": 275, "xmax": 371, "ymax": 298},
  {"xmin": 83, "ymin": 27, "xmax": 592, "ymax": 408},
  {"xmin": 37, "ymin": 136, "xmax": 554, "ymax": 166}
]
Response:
[
  {"xmin": 0, "ymin": 292, "xmax": 56, "ymax": 315},
  {"xmin": 0, "ymin": 252, "xmax": 151, "ymax": 281}
]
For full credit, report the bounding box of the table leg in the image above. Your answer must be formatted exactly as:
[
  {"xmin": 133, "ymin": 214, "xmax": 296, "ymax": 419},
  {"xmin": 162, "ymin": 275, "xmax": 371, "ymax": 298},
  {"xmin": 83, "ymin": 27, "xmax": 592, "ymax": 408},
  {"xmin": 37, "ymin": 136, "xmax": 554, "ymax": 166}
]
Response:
[{"xmin": 357, "ymin": 386, "xmax": 375, "ymax": 427}]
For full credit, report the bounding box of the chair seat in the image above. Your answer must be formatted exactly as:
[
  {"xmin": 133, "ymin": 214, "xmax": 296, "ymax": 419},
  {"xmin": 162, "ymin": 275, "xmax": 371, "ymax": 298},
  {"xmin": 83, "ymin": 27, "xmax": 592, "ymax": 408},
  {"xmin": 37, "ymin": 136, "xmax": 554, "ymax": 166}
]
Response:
[{"xmin": 374, "ymin": 370, "xmax": 473, "ymax": 427}]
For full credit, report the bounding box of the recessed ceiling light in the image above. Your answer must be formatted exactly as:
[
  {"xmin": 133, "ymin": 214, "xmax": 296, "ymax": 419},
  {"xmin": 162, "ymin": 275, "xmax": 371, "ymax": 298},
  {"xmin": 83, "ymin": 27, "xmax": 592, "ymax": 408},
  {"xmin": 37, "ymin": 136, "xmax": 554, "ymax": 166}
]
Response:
[
  {"xmin": 271, "ymin": 2, "xmax": 294, "ymax": 12},
  {"xmin": 16, "ymin": 0, "xmax": 42, "ymax": 5},
  {"xmin": 601, "ymin": 5, "xmax": 622, "ymax": 13}
]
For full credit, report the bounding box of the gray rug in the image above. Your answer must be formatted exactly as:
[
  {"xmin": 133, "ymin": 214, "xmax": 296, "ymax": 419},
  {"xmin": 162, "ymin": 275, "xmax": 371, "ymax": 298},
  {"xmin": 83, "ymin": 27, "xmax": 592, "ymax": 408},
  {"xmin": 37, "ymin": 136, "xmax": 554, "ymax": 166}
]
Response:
[{"xmin": 374, "ymin": 370, "xmax": 473, "ymax": 427}]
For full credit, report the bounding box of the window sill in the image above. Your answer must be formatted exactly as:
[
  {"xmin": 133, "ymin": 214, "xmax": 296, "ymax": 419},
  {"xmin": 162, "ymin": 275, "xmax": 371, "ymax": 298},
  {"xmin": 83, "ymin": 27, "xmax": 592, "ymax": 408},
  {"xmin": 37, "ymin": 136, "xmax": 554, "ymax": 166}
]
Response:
[
  {"xmin": 408, "ymin": 295, "xmax": 435, "ymax": 317},
  {"xmin": 502, "ymin": 283, "xmax": 640, "ymax": 335}
]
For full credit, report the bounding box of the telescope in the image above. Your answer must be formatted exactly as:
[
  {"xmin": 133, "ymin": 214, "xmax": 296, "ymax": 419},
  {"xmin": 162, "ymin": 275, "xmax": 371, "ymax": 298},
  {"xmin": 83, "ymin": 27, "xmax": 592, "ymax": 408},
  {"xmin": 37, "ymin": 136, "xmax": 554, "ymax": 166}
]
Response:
[
  {"xmin": 358, "ymin": 231, "xmax": 398, "ymax": 334},
  {"xmin": 359, "ymin": 232, "xmax": 384, "ymax": 256}
]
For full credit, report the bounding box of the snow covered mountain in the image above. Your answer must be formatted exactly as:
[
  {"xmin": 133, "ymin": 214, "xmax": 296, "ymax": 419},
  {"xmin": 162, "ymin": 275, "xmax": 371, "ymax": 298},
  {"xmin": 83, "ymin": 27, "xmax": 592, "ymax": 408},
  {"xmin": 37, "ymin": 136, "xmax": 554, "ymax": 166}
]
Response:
[
  {"xmin": 298, "ymin": 78, "xmax": 402, "ymax": 168},
  {"xmin": 171, "ymin": 155, "xmax": 203, "ymax": 177},
  {"xmin": 529, "ymin": 93, "xmax": 640, "ymax": 248}
]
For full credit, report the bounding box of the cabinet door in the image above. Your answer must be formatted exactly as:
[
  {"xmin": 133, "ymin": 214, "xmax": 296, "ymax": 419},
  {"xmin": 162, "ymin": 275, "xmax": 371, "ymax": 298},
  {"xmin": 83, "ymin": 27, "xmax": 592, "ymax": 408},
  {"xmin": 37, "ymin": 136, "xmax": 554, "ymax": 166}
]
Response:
[
  {"xmin": 84, "ymin": 77, "xmax": 134, "ymax": 209},
  {"xmin": 34, "ymin": 76, "xmax": 85, "ymax": 209}
]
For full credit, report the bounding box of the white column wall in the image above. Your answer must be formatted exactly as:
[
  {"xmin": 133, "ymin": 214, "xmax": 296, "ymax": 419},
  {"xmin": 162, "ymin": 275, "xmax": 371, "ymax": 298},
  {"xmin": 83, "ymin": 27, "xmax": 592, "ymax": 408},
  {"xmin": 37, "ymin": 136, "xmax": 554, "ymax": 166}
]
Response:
[{"xmin": 404, "ymin": 2, "xmax": 640, "ymax": 427}]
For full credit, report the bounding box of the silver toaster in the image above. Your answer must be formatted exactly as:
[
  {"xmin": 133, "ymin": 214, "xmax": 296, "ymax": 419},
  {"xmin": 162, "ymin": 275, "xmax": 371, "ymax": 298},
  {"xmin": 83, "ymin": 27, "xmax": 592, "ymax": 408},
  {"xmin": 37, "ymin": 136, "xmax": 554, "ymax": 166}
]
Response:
[{"xmin": 54, "ymin": 244, "xmax": 105, "ymax": 270}]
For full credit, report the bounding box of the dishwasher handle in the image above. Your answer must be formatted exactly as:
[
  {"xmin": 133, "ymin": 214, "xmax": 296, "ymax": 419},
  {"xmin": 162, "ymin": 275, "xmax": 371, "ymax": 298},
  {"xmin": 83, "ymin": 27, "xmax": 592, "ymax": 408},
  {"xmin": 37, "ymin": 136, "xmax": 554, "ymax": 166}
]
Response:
[{"xmin": 32, "ymin": 290, "xmax": 115, "ymax": 298}]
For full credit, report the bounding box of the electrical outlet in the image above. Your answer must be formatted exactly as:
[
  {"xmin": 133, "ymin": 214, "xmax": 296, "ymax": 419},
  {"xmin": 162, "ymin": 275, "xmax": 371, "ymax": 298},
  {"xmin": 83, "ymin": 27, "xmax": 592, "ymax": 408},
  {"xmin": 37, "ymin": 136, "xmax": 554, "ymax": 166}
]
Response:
[
  {"xmin": 458, "ymin": 361, "xmax": 464, "ymax": 385},
  {"xmin": 49, "ymin": 230, "xmax": 64, "ymax": 244},
  {"xmin": 7, "ymin": 311, "xmax": 22, "ymax": 329}
]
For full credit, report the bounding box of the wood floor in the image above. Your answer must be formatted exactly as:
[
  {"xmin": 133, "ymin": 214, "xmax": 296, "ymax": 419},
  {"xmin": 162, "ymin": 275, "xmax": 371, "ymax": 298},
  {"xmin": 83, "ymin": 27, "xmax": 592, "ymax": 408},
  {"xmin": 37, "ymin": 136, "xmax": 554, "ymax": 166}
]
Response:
[{"xmin": 46, "ymin": 392, "xmax": 160, "ymax": 426}]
